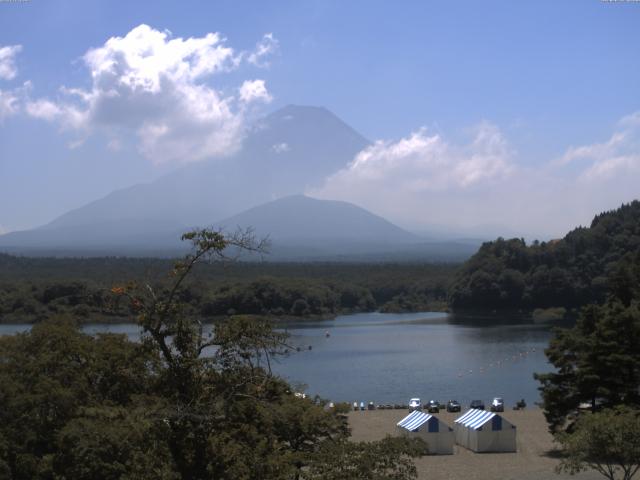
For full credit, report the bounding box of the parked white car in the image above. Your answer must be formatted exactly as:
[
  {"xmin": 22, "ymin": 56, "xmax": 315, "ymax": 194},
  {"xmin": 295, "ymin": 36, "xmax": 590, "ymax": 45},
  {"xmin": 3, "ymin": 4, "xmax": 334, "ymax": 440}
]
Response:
[
  {"xmin": 491, "ymin": 397, "xmax": 504, "ymax": 412},
  {"xmin": 409, "ymin": 398, "xmax": 422, "ymax": 411}
]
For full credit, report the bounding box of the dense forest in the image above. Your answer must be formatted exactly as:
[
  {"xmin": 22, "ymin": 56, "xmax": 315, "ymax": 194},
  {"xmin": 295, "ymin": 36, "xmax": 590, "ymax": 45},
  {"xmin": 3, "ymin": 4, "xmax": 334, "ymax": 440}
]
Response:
[
  {"xmin": 449, "ymin": 201, "xmax": 640, "ymax": 312},
  {"xmin": 0, "ymin": 256, "xmax": 455, "ymax": 323}
]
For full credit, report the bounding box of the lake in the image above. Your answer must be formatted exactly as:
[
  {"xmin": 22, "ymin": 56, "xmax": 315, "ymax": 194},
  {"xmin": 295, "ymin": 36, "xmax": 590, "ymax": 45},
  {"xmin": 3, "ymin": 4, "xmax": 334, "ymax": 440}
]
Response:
[{"xmin": 0, "ymin": 311, "xmax": 555, "ymax": 408}]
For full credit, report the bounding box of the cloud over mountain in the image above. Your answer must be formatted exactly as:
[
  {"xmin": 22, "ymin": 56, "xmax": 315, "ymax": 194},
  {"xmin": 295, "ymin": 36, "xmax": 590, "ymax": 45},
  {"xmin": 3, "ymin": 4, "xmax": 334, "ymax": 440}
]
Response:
[
  {"xmin": 0, "ymin": 44, "xmax": 23, "ymax": 121},
  {"xmin": 311, "ymin": 122, "xmax": 514, "ymax": 227},
  {"xmin": 247, "ymin": 33, "xmax": 278, "ymax": 67},
  {"xmin": 0, "ymin": 88, "xmax": 19, "ymax": 121},
  {"xmin": 316, "ymin": 122, "xmax": 512, "ymax": 194},
  {"xmin": 25, "ymin": 25, "xmax": 276, "ymax": 164},
  {"xmin": 556, "ymin": 111, "xmax": 640, "ymax": 182},
  {"xmin": 312, "ymin": 112, "xmax": 640, "ymax": 238},
  {"xmin": 0, "ymin": 45, "xmax": 21, "ymax": 80},
  {"xmin": 239, "ymin": 79, "xmax": 272, "ymax": 104}
]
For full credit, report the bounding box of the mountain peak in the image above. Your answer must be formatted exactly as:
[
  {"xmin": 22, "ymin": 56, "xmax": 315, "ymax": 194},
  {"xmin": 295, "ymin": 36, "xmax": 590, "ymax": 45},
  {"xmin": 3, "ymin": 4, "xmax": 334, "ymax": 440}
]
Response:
[
  {"xmin": 264, "ymin": 105, "xmax": 368, "ymax": 143},
  {"xmin": 271, "ymin": 104, "xmax": 331, "ymax": 117},
  {"xmin": 218, "ymin": 195, "xmax": 418, "ymax": 244},
  {"xmin": 0, "ymin": 107, "xmax": 372, "ymax": 255},
  {"xmin": 280, "ymin": 103, "xmax": 327, "ymax": 111}
]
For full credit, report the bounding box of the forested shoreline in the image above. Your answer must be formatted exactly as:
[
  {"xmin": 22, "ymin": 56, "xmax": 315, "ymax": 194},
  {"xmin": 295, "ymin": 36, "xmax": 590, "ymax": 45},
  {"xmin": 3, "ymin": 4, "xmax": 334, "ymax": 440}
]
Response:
[
  {"xmin": 0, "ymin": 256, "xmax": 454, "ymax": 324},
  {"xmin": 4, "ymin": 201, "xmax": 640, "ymax": 324},
  {"xmin": 448, "ymin": 201, "xmax": 640, "ymax": 315}
]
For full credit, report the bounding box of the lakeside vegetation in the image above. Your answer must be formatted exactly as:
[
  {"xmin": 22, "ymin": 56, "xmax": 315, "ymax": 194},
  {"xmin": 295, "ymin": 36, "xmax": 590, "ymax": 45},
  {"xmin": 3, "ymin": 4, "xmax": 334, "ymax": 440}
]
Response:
[
  {"xmin": 449, "ymin": 201, "xmax": 640, "ymax": 314},
  {"xmin": 4, "ymin": 202, "xmax": 640, "ymax": 324},
  {"xmin": 0, "ymin": 229, "xmax": 427, "ymax": 480},
  {"xmin": 0, "ymin": 255, "xmax": 454, "ymax": 324}
]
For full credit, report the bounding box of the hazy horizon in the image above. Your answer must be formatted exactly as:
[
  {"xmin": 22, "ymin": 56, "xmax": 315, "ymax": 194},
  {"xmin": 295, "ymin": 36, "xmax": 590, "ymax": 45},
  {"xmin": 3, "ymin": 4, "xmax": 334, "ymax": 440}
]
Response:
[{"xmin": 1, "ymin": 1, "xmax": 639, "ymax": 241}]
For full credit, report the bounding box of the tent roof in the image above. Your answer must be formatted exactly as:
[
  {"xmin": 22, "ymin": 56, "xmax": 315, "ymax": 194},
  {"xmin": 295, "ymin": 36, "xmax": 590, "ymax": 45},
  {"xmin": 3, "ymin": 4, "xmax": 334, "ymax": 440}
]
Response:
[
  {"xmin": 397, "ymin": 410, "xmax": 433, "ymax": 431},
  {"xmin": 454, "ymin": 409, "xmax": 499, "ymax": 430}
]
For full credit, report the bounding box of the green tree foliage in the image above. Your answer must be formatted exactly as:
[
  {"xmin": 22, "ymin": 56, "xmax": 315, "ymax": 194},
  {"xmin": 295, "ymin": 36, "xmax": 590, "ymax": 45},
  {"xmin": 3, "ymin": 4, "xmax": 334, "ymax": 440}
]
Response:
[
  {"xmin": 535, "ymin": 253, "xmax": 640, "ymax": 432},
  {"xmin": 201, "ymin": 277, "xmax": 375, "ymax": 317},
  {"xmin": 303, "ymin": 436, "xmax": 426, "ymax": 480},
  {"xmin": 555, "ymin": 407, "xmax": 640, "ymax": 480},
  {"xmin": 0, "ymin": 229, "xmax": 424, "ymax": 480},
  {"xmin": 0, "ymin": 317, "xmax": 156, "ymax": 479},
  {"xmin": 0, "ymin": 254, "xmax": 455, "ymax": 324},
  {"xmin": 449, "ymin": 201, "xmax": 640, "ymax": 311},
  {"xmin": 54, "ymin": 406, "xmax": 178, "ymax": 480}
]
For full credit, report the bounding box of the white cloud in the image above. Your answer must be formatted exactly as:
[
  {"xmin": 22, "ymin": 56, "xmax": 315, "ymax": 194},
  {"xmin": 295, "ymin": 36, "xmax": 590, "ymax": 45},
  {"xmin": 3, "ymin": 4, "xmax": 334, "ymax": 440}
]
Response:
[
  {"xmin": 0, "ymin": 45, "xmax": 24, "ymax": 122},
  {"xmin": 311, "ymin": 114, "xmax": 640, "ymax": 239},
  {"xmin": 555, "ymin": 111, "xmax": 640, "ymax": 181},
  {"xmin": 0, "ymin": 89, "xmax": 19, "ymax": 120},
  {"xmin": 239, "ymin": 79, "xmax": 272, "ymax": 104},
  {"xmin": 25, "ymin": 98, "xmax": 86, "ymax": 129},
  {"xmin": 557, "ymin": 132, "xmax": 627, "ymax": 167},
  {"xmin": 25, "ymin": 24, "xmax": 275, "ymax": 165},
  {"xmin": 271, "ymin": 142, "xmax": 290, "ymax": 153},
  {"xmin": 620, "ymin": 111, "xmax": 640, "ymax": 128},
  {"xmin": 315, "ymin": 122, "xmax": 512, "ymax": 195},
  {"xmin": 580, "ymin": 154, "xmax": 640, "ymax": 182},
  {"xmin": 310, "ymin": 123, "xmax": 521, "ymax": 235},
  {"xmin": 247, "ymin": 33, "xmax": 278, "ymax": 67},
  {"xmin": 0, "ymin": 45, "xmax": 21, "ymax": 80}
]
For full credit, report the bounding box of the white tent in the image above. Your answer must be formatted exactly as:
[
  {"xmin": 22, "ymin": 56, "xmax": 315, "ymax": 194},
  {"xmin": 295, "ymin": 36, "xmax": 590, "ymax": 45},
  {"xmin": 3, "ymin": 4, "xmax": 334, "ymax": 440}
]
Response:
[
  {"xmin": 396, "ymin": 410, "xmax": 454, "ymax": 455},
  {"xmin": 453, "ymin": 409, "xmax": 516, "ymax": 453}
]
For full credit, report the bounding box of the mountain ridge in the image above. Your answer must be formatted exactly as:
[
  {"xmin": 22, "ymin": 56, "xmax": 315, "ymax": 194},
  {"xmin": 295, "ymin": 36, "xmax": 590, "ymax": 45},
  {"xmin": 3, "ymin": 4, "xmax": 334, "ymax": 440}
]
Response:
[
  {"xmin": 37, "ymin": 104, "xmax": 370, "ymax": 232},
  {"xmin": 216, "ymin": 194, "xmax": 419, "ymax": 244},
  {"xmin": 0, "ymin": 105, "xmax": 480, "ymax": 261}
]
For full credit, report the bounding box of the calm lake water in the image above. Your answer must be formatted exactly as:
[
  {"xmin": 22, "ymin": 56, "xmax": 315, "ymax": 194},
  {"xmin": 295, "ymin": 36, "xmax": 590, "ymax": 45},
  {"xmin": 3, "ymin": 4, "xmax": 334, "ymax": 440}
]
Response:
[{"xmin": 0, "ymin": 311, "xmax": 555, "ymax": 408}]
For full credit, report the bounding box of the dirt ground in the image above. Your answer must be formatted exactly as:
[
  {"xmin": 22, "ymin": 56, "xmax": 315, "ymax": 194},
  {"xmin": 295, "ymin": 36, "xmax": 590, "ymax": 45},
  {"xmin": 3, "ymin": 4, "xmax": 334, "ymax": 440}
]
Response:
[{"xmin": 348, "ymin": 408, "xmax": 601, "ymax": 480}]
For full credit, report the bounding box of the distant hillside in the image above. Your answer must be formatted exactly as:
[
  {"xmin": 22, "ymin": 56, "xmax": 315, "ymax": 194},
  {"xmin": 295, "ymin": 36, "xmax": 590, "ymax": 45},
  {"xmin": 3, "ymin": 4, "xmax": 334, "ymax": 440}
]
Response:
[
  {"xmin": 218, "ymin": 195, "xmax": 419, "ymax": 244},
  {"xmin": 0, "ymin": 105, "xmax": 370, "ymax": 252},
  {"xmin": 0, "ymin": 193, "xmax": 479, "ymax": 262},
  {"xmin": 214, "ymin": 195, "xmax": 478, "ymax": 262},
  {"xmin": 448, "ymin": 200, "xmax": 640, "ymax": 311},
  {"xmin": 0, "ymin": 104, "xmax": 481, "ymax": 261}
]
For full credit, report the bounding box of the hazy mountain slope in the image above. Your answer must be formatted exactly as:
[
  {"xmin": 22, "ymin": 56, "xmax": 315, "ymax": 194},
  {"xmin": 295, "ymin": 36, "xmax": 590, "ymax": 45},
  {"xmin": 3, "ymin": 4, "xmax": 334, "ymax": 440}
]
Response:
[
  {"xmin": 217, "ymin": 195, "xmax": 419, "ymax": 244},
  {"xmin": 213, "ymin": 195, "xmax": 478, "ymax": 262},
  {"xmin": 0, "ymin": 103, "xmax": 480, "ymax": 261},
  {"xmin": 0, "ymin": 105, "xmax": 370, "ymax": 250},
  {"xmin": 42, "ymin": 105, "xmax": 369, "ymax": 231}
]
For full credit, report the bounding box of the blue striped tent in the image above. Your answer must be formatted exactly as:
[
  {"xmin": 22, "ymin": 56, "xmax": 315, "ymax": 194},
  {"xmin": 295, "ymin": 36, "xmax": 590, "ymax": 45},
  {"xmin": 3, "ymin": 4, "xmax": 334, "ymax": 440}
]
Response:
[
  {"xmin": 453, "ymin": 409, "xmax": 516, "ymax": 452},
  {"xmin": 396, "ymin": 411, "xmax": 454, "ymax": 455}
]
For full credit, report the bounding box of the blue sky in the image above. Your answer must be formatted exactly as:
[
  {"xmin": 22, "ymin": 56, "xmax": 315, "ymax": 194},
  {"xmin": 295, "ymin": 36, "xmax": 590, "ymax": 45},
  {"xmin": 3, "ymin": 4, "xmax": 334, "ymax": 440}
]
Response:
[{"xmin": 1, "ymin": 0, "xmax": 639, "ymax": 236}]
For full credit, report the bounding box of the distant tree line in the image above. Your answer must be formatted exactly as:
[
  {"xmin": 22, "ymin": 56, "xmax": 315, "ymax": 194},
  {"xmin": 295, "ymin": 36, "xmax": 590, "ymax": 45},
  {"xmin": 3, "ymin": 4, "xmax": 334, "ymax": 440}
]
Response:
[
  {"xmin": 449, "ymin": 201, "xmax": 640, "ymax": 312},
  {"xmin": 0, "ymin": 256, "xmax": 455, "ymax": 323},
  {"xmin": 5, "ymin": 201, "xmax": 640, "ymax": 322}
]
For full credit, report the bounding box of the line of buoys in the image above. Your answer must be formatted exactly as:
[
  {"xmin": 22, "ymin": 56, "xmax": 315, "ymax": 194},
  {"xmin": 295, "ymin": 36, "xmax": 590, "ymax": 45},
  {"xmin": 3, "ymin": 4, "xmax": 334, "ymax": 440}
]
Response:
[{"xmin": 454, "ymin": 347, "xmax": 541, "ymax": 380}]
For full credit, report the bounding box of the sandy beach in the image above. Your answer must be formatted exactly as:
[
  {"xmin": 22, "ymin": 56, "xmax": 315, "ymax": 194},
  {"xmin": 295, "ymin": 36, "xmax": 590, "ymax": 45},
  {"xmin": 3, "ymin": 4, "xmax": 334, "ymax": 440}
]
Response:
[{"xmin": 348, "ymin": 408, "xmax": 601, "ymax": 480}]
